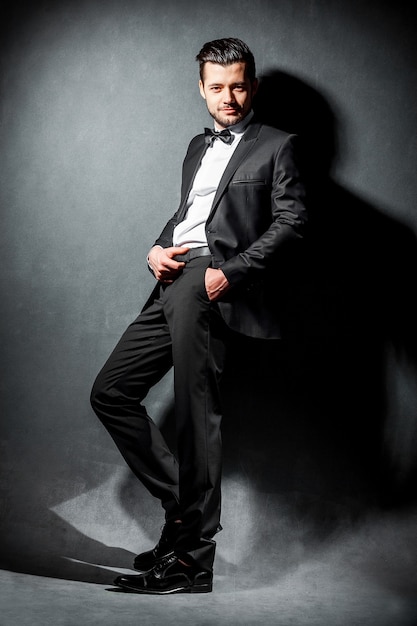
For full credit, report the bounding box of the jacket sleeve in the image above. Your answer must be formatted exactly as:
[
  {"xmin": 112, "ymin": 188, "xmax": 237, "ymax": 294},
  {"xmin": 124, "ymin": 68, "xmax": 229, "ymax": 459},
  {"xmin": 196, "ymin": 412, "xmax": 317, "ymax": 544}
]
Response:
[{"xmin": 219, "ymin": 134, "xmax": 308, "ymax": 286}]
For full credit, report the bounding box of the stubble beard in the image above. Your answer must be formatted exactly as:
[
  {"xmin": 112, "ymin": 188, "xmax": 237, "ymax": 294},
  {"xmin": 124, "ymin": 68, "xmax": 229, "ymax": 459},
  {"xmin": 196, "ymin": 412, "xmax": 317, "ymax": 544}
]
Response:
[{"xmin": 210, "ymin": 107, "xmax": 245, "ymax": 129}]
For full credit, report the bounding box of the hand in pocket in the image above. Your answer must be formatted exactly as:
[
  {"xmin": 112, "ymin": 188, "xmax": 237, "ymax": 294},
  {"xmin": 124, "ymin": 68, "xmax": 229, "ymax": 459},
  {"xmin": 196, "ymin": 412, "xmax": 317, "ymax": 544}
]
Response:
[{"xmin": 204, "ymin": 268, "xmax": 230, "ymax": 302}]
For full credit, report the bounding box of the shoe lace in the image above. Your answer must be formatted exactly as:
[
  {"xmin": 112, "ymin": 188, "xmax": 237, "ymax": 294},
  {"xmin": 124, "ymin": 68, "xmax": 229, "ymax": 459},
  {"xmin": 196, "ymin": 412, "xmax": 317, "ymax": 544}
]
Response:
[{"xmin": 153, "ymin": 553, "xmax": 177, "ymax": 576}]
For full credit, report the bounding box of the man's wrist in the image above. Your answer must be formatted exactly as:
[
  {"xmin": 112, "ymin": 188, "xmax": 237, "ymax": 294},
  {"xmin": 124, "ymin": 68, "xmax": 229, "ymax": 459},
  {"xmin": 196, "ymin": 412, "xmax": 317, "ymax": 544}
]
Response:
[{"xmin": 147, "ymin": 245, "xmax": 163, "ymax": 269}]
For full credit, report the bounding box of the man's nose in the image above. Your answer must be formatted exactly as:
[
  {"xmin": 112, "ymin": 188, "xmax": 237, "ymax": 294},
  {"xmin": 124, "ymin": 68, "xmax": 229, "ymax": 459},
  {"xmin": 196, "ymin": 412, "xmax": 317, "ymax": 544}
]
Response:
[{"xmin": 224, "ymin": 88, "xmax": 235, "ymax": 102}]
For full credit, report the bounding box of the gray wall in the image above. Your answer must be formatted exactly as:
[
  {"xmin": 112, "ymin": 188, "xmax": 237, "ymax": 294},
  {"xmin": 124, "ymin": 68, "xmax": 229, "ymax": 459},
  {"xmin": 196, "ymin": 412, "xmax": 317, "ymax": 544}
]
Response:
[{"xmin": 1, "ymin": 0, "xmax": 417, "ymax": 584}]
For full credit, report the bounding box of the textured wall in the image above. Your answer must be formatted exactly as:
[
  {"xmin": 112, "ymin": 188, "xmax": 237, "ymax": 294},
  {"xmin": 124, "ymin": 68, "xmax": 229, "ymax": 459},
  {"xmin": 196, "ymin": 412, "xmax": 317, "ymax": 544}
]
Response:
[{"xmin": 1, "ymin": 0, "xmax": 416, "ymax": 584}]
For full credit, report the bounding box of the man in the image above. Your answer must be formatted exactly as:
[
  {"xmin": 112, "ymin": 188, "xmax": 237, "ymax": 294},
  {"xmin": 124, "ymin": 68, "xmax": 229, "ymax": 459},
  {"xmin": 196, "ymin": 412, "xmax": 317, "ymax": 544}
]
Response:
[{"xmin": 90, "ymin": 37, "xmax": 307, "ymax": 594}]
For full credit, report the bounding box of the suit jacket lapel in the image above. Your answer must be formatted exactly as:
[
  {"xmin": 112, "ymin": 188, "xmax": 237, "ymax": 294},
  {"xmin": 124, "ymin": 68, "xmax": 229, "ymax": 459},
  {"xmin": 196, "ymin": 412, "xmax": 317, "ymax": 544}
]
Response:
[
  {"xmin": 176, "ymin": 120, "xmax": 262, "ymax": 225},
  {"xmin": 176, "ymin": 137, "xmax": 208, "ymax": 222},
  {"xmin": 208, "ymin": 121, "xmax": 261, "ymax": 221}
]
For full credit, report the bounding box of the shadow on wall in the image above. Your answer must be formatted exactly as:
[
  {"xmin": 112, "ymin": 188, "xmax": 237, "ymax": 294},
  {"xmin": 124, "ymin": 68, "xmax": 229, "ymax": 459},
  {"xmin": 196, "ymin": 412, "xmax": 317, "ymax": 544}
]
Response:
[
  {"xmin": 2, "ymin": 70, "xmax": 417, "ymax": 586},
  {"xmin": 229, "ymin": 70, "xmax": 417, "ymax": 508},
  {"xmin": 216, "ymin": 71, "xmax": 417, "ymax": 583}
]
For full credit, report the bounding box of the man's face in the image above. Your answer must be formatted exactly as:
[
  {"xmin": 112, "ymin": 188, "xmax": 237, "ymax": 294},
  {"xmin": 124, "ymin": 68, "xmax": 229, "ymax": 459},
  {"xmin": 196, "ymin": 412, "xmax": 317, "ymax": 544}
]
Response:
[{"xmin": 199, "ymin": 61, "xmax": 258, "ymax": 129}]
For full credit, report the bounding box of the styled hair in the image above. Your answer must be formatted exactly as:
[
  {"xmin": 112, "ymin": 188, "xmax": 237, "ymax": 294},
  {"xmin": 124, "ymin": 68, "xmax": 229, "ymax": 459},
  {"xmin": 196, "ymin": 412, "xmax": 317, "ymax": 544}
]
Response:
[{"xmin": 196, "ymin": 38, "xmax": 256, "ymax": 83}]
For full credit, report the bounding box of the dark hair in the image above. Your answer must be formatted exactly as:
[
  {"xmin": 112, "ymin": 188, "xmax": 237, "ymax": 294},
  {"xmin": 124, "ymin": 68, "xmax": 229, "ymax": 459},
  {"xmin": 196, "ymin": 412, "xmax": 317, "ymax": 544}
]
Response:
[{"xmin": 196, "ymin": 38, "xmax": 256, "ymax": 83}]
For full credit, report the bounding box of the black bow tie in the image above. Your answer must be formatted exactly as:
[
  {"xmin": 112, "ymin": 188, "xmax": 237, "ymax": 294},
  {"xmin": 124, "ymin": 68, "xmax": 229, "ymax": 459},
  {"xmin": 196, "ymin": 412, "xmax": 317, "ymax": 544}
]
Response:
[{"xmin": 204, "ymin": 128, "xmax": 233, "ymax": 145}]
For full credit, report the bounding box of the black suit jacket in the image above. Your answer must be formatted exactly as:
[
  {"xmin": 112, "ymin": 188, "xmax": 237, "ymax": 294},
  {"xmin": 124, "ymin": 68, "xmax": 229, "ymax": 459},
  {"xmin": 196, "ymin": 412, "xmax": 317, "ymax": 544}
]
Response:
[{"xmin": 146, "ymin": 119, "xmax": 307, "ymax": 339}]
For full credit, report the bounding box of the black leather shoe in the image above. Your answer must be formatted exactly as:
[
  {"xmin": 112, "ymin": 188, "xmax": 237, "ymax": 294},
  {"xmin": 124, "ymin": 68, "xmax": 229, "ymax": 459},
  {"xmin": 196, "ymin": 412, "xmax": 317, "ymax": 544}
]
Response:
[
  {"xmin": 133, "ymin": 520, "xmax": 181, "ymax": 572},
  {"xmin": 115, "ymin": 554, "xmax": 213, "ymax": 594}
]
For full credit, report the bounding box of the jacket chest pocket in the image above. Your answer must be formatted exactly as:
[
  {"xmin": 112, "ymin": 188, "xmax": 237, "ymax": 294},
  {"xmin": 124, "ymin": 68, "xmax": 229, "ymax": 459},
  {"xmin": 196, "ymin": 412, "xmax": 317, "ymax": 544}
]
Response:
[{"xmin": 231, "ymin": 179, "xmax": 267, "ymax": 186}]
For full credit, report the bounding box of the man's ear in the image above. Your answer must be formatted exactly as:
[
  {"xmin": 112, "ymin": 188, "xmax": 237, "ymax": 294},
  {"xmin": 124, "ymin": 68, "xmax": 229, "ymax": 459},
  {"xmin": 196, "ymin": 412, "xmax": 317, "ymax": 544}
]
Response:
[
  {"xmin": 199, "ymin": 80, "xmax": 206, "ymax": 100},
  {"xmin": 251, "ymin": 78, "xmax": 259, "ymax": 98}
]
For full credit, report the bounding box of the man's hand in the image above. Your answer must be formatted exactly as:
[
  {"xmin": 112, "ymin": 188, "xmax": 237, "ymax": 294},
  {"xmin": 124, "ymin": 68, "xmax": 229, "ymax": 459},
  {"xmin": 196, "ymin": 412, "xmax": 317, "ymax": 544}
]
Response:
[
  {"xmin": 205, "ymin": 268, "xmax": 230, "ymax": 302},
  {"xmin": 148, "ymin": 245, "xmax": 190, "ymax": 283}
]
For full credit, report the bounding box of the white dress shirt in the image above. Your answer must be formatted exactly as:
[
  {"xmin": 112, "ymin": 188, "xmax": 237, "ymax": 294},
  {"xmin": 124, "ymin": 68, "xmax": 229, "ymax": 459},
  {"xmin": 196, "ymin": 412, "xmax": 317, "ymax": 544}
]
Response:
[{"xmin": 172, "ymin": 112, "xmax": 253, "ymax": 248}]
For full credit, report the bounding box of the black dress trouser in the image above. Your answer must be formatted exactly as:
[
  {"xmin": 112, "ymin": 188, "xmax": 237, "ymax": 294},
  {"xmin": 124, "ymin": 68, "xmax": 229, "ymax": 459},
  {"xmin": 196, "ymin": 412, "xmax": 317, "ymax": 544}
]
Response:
[{"xmin": 90, "ymin": 256, "xmax": 227, "ymax": 571}]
